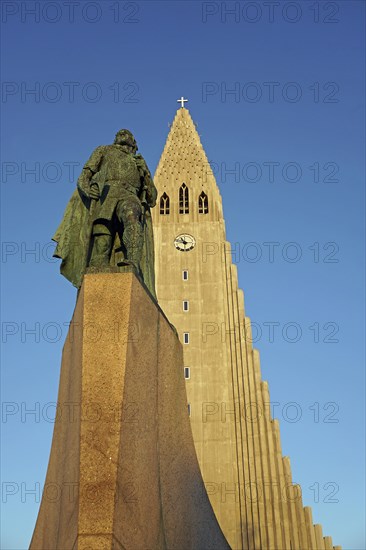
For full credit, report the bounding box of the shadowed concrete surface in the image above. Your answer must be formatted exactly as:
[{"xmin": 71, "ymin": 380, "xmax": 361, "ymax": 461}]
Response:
[{"xmin": 29, "ymin": 272, "xmax": 230, "ymax": 550}]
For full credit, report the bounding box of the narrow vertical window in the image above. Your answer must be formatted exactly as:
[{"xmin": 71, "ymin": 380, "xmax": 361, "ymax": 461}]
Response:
[
  {"xmin": 159, "ymin": 192, "xmax": 170, "ymax": 215},
  {"xmin": 182, "ymin": 270, "xmax": 188, "ymax": 281},
  {"xmin": 179, "ymin": 183, "xmax": 189, "ymax": 214},
  {"xmin": 183, "ymin": 300, "xmax": 189, "ymax": 312},
  {"xmin": 183, "ymin": 332, "xmax": 189, "ymax": 344},
  {"xmin": 184, "ymin": 367, "xmax": 190, "ymax": 379},
  {"xmin": 188, "ymin": 403, "xmax": 191, "ymax": 416},
  {"xmin": 198, "ymin": 191, "xmax": 209, "ymax": 214}
]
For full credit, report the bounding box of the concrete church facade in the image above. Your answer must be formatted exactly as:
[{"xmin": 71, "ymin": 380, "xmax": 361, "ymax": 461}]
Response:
[{"xmin": 152, "ymin": 105, "xmax": 340, "ymax": 550}]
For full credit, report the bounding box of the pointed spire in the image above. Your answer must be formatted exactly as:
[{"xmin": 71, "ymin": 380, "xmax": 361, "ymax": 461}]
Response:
[{"xmin": 154, "ymin": 106, "xmax": 220, "ymax": 198}]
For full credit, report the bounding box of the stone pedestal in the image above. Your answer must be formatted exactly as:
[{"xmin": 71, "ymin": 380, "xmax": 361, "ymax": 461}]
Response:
[{"xmin": 30, "ymin": 273, "xmax": 229, "ymax": 550}]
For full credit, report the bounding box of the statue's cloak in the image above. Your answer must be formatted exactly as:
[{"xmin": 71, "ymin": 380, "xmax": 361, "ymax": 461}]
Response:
[{"xmin": 52, "ymin": 188, "xmax": 156, "ymax": 299}]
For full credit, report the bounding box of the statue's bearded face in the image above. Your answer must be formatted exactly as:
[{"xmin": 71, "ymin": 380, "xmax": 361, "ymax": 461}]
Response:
[{"xmin": 114, "ymin": 130, "xmax": 137, "ymax": 153}]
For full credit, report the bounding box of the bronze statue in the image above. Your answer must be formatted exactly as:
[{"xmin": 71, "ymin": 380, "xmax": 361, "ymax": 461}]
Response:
[{"xmin": 52, "ymin": 129, "xmax": 157, "ymax": 298}]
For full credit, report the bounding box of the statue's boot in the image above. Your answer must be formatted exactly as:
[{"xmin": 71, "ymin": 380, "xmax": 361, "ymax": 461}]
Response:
[
  {"xmin": 119, "ymin": 221, "xmax": 144, "ymax": 276},
  {"xmin": 89, "ymin": 234, "xmax": 112, "ymax": 267}
]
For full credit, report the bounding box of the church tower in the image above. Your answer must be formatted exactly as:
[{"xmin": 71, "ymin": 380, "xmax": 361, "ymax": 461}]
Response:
[{"xmin": 152, "ymin": 104, "xmax": 341, "ymax": 550}]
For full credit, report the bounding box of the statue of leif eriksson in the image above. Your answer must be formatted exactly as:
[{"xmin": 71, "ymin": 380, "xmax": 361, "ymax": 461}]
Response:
[{"xmin": 52, "ymin": 129, "xmax": 157, "ymax": 299}]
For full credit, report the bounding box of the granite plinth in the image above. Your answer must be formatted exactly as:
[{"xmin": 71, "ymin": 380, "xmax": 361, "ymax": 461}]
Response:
[{"xmin": 30, "ymin": 272, "xmax": 230, "ymax": 550}]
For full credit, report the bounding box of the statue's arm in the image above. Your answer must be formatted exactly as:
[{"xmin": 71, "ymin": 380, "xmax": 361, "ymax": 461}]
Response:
[
  {"xmin": 135, "ymin": 154, "xmax": 157, "ymax": 208},
  {"xmin": 77, "ymin": 146, "xmax": 105, "ymax": 198}
]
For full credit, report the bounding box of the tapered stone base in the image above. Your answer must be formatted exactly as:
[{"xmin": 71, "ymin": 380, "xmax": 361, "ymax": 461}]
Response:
[{"xmin": 30, "ymin": 273, "xmax": 229, "ymax": 550}]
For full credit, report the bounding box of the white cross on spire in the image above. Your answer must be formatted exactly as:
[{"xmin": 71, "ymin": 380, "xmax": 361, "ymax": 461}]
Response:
[{"xmin": 177, "ymin": 96, "xmax": 188, "ymax": 108}]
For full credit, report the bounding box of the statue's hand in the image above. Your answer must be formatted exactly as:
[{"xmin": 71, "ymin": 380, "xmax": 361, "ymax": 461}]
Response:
[{"xmin": 89, "ymin": 183, "xmax": 100, "ymax": 200}]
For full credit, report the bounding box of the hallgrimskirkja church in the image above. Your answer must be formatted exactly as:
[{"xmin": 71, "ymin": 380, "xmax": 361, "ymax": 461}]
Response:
[{"xmin": 152, "ymin": 103, "xmax": 340, "ymax": 550}]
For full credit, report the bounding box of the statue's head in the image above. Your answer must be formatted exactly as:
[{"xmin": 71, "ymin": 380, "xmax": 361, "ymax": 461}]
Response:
[{"xmin": 114, "ymin": 129, "xmax": 138, "ymax": 153}]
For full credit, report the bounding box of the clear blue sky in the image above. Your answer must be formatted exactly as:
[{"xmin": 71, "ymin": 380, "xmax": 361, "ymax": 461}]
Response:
[{"xmin": 1, "ymin": 1, "xmax": 365, "ymax": 548}]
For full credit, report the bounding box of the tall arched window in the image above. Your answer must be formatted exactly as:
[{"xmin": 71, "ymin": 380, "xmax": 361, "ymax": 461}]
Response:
[
  {"xmin": 198, "ymin": 191, "xmax": 209, "ymax": 214},
  {"xmin": 179, "ymin": 183, "xmax": 189, "ymax": 214},
  {"xmin": 159, "ymin": 192, "xmax": 170, "ymax": 215}
]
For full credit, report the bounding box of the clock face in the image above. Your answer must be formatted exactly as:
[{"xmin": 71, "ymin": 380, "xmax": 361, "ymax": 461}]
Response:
[{"xmin": 174, "ymin": 234, "xmax": 196, "ymax": 252}]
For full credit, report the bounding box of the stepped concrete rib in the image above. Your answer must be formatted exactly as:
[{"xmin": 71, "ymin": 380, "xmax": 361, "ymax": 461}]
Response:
[{"xmin": 30, "ymin": 272, "xmax": 230, "ymax": 550}]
